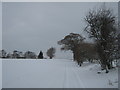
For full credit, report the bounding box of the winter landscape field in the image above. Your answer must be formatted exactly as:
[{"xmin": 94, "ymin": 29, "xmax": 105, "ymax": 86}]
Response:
[
  {"xmin": 2, "ymin": 59, "xmax": 118, "ymax": 88},
  {"xmin": 1, "ymin": 2, "xmax": 119, "ymax": 89}
]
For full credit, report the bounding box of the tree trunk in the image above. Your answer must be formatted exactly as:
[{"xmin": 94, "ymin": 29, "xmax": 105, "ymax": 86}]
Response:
[
  {"xmin": 107, "ymin": 60, "xmax": 113, "ymax": 69},
  {"xmin": 73, "ymin": 51, "xmax": 77, "ymax": 61}
]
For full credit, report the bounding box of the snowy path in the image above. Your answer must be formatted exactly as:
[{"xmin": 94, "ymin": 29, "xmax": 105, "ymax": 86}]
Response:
[
  {"xmin": 3, "ymin": 59, "xmax": 84, "ymax": 88},
  {"xmin": 63, "ymin": 62, "xmax": 85, "ymax": 88},
  {"xmin": 2, "ymin": 59, "xmax": 118, "ymax": 88}
]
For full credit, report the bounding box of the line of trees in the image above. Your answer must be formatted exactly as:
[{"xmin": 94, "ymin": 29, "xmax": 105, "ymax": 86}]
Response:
[
  {"xmin": 0, "ymin": 47, "xmax": 56, "ymax": 59},
  {"xmin": 58, "ymin": 5, "xmax": 119, "ymax": 73},
  {"xmin": 0, "ymin": 50, "xmax": 37, "ymax": 59},
  {"xmin": 58, "ymin": 33, "xmax": 98, "ymax": 66}
]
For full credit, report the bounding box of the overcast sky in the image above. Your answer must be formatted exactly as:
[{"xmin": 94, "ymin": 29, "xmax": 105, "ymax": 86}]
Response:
[
  {"xmin": 2, "ymin": 2, "xmax": 118, "ymax": 59},
  {"xmin": 0, "ymin": 2, "xmax": 1, "ymax": 50}
]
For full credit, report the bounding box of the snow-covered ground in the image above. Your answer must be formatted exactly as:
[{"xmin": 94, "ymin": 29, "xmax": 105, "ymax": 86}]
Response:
[
  {"xmin": 2, "ymin": 59, "xmax": 118, "ymax": 88},
  {"xmin": 0, "ymin": 59, "xmax": 2, "ymax": 90}
]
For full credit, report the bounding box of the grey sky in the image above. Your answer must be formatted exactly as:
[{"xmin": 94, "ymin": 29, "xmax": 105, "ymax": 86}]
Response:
[
  {"xmin": 2, "ymin": 2, "xmax": 118, "ymax": 59},
  {"xmin": 0, "ymin": 2, "xmax": 2, "ymax": 50}
]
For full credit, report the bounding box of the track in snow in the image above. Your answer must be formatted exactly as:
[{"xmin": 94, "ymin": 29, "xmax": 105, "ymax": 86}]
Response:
[
  {"xmin": 2, "ymin": 59, "xmax": 118, "ymax": 88},
  {"xmin": 63, "ymin": 62, "xmax": 85, "ymax": 88},
  {"xmin": 2, "ymin": 59, "xmax": 85, "ymax": 88}
]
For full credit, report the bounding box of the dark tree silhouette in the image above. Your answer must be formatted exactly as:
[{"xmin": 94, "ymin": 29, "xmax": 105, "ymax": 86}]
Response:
[
  {"xmin": 1, "ymin": 49, "xmax": 7, "ymax": 58},
  {"xmin": 58, "ymin": 33, "xmax": 85, "ymax": 66},
  {"xmin": 13, "ymin": 50, "xmax": 20, "ymax": 58},
  {"xmin": 85, "ymin": 6, "xmax": 117, "ymax": 73},
  {"xmin": 38, "ymin": 51, "xmax": 43, "ymax": 59}
]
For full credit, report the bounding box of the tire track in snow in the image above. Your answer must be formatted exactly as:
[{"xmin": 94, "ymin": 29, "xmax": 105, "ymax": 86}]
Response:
[
  {"xmin": 63, "ymin": 62, "xmax": 85, "ymax": 88},
  {"xmin": 71, "ymin": 68, "xmax": 85, "ymax": 88},
  {"xmin": 63, "ymin": 63, "xmax": 67, "ymax": 88}
]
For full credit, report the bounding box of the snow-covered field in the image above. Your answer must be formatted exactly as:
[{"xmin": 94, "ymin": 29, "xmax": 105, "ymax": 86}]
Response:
[{"xmin": 2, "ymin": 59, "xmax": 118, "ymax": 88}]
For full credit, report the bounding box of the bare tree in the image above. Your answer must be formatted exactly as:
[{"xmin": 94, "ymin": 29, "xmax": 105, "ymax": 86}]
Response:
[
  {"xmin": 85, "ymin": 6, "xmax": 117, "ymax": 73},
  {"xmin": 46, "ymin": 47, "xmax": 56, "ymax": 59}
]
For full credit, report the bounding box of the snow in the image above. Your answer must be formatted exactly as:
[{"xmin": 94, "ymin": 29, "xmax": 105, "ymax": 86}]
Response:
[
  {"xmin": 2, "ymin": 59, "xmax": 118, "ymax": 88},
  {"xmin": 0, "ymin": 59, "xmax": 2, "ymax": 90}
]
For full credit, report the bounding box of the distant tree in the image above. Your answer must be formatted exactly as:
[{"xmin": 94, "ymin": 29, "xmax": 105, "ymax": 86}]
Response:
[
  {"xmin": 13, "ymin": 50, "xmax": 20, "ymax": 58},
  {"xmin": 6, "ymin": 53, "xmax": 13, "ymax": 58},
  {"xmin": 19, "ymin": 51, "xmax": 24, "ymax": 58},
  {"xmin": 58, "ymin": 33, "xmax": 85, "ymax": 65},
  {"xmin": 24, "ymin": 51, "xmax": 36, "ymax": 59},
  {"xmin": 47, "ymin": 47, "xmax": 56, "ymax": 59},
  {"xmin": 85, "ymin": 6, "xmax": 117, "ymax": 73},
  {"xmin": 0, "ymin": 50, "xmax": 7, "ymax": 58},
  {"xmin": 38, "ymin": 51, "xmax": 43, "ymax": 59}
]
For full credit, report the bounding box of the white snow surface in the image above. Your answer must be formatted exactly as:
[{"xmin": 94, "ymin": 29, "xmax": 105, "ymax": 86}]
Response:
[{"xmin": 2, "ymin": 59, "xmax": 118, "ymax": 88}]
